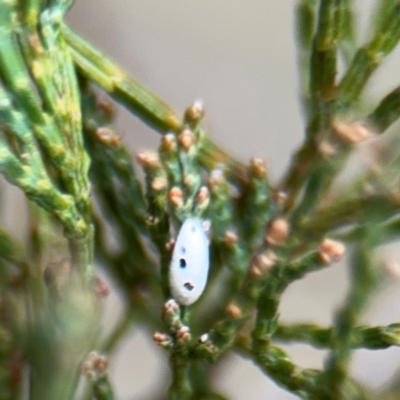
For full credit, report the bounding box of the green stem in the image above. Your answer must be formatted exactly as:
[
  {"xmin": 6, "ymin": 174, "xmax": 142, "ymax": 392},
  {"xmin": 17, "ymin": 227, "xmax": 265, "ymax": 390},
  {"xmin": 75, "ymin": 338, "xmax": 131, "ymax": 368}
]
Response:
[
  {"xmin": 275, "ymin": 323, "xmax": 400, "ymax": 349},
  {"xmin": 168, "ymin": 352, "xmax": 192, "ymax": 400}
]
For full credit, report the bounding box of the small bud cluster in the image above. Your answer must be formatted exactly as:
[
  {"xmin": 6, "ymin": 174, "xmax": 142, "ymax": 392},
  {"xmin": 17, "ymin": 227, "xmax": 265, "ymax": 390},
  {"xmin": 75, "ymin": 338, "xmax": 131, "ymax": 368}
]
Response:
[
  {"xmin": 154, "ymin": 299, "xmax": 191, "ymax": 348},
  {"xmin": 249, "ymin": 250, "xmax": 277, "ymax": 279},
  {"xmin": 136, "ymin": 151, "xmax": 162, "ymax": 169},
  {"xmin": 162, "ymin": 299, "xmax": 183, "ymax": 333},
  {"xmin": 95, "ymin": 127, "xmax": 121, "ymax": 147},
  {"xmin": 153, "ymin": 332, "xmax": 173, "ymax": 349},
  {"xmin": 82, "ymin": 352, "xmax": 109, "ymax": 380},
  {"xmin": 138, "ymin": 107, "xmax": 209, "ymax": 224}
]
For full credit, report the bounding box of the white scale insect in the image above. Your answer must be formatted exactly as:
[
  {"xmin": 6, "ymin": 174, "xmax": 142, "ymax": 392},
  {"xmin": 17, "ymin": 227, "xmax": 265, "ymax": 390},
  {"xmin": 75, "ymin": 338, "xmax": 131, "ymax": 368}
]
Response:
[{"xmin": 169, "ymin": 218, "xmax": 210, "ymax": 306}]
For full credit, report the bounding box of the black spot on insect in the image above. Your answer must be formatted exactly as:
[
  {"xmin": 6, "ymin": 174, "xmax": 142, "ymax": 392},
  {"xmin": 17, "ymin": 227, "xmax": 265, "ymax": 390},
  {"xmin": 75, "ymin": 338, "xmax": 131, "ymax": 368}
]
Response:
[
  {"xmin": 183, "ymin": 282, "xmax": 194, "ymax": 291},
  {"xmin": 179, "ymin": 258, "xmax": 187, "ymax": 268}
]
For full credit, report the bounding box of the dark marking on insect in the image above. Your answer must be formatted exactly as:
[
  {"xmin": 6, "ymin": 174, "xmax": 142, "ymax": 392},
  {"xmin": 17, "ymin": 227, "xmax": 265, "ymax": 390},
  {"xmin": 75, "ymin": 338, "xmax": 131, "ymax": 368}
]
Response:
[
  {"xmin": 183, "ymin": 282, "xmax": 194, "ymax": 291},
  {"xmin": 179, "ymin": 258, "xmax": 187, "ymax": 268}
]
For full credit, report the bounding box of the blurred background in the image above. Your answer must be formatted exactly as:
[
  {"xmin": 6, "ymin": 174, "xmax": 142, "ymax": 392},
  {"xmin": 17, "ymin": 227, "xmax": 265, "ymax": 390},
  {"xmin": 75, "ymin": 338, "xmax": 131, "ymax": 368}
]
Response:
[{"xmin": 56, "ymin": 1, "xmax": 400, "ymax": 398}]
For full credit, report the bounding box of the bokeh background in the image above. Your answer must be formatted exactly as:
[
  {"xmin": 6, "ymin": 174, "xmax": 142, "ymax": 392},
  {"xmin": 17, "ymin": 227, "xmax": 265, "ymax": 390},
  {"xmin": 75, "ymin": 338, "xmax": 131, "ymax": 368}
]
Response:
[{"xmin": 58, "ymin": 1, "xmax": 400, "ymax": 398}]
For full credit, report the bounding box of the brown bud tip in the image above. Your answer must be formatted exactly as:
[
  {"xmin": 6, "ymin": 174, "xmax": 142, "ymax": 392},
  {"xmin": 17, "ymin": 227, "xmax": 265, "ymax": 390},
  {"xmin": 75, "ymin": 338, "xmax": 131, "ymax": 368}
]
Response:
[
  {"xmin": 249, "ymin": 250, "xmax": 277, "ymax": 279},
  {"xmin": 178, "ymin": 129, "xmax": 196, "ymax": 150},
  {"xmin": 196, "ymin": 186, "xmax": 210, "ymax": 205},
  {"xmin": 153, "ymin": 332, "xmax": 172, "ymax": 348},
  {"xmin": 208, "ymin": 169, "xmax": 224, "ymax": 188},
  {"xmin": 184, "ymin": 100, "xmax": 204, "ymax": 122},
  {"xmin": 163, "ymin": 299, "xmax": 180, "ymax": 315},
  {"xmin": 97, "ymin": 100, "xmax": 116, "ymax": 120},
  {"xmin": 333, "ymin": 120, "xmax": 372, "ymax": 144},
  {"xmin": 226, "ymin": 303, "xmax": 242, "ymax": 319},
  {"xmin": 319, "ymin": 239, "xmax": 345, "ymax": 264},
  {"xmin": 94, "ymin": 276, "xmax": 110, "ymax": 299},
  {"xmin": 165, "ymin": 239, "xmax": 175, "ymax": 252},
  {"xmin": 224, "ymin": 230, "xmax": 239, "ymax": 245},
  {"xmin": 136, "ymin": 151, "xmax": 161, "ymax": 168},
  {"xmin": 265, "ymin": 218, "xmax": 290, "ymax": 246},
  {"xmin": 169, "ymin": 187, "xmax": 184, "ymax": 207},
  {"xmin": 273, "ymin": 190, "xmax": 288, "ymax": 206},
  {"xmin": 176, "ymin": 326, "xmax": 191, "ymax": 344},
  {"xmin": 250, "ymin": 158, "xmax": 267, "ymax": 178},
  {"xmin": 161, "ymin": 133, "xmax": 177, "ymax": 152},
  {"xmin": 249, "ymin": 264, "xmax": 264, "ymax": 280},
  {"xmin": 96, "ymin": 127, "xmax": 121, "ymax": 147},
  {"xmin": 151, "ymin": 176, "xmax": 168, "ymax": 192}
]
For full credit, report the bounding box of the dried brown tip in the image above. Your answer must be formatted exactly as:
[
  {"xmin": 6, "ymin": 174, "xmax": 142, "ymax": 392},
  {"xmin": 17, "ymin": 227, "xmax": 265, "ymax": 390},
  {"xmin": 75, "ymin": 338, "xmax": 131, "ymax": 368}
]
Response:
[
  {"xmin": 96, "ymin": 127, "xmax": 121, "ymax": 147},
  {"xmin": 319, "ymin": 239, "xmax": 345, "ymax": 264},
  {"xmin": 82, "ymin": 351, "xmax": 108, "ymax": 379},
  {"xmin": 265, "ymin": 218, "xmax": 290, "ymax": 246},
  {"xmin": 161, "ymin": 133, "xmax": 177, "ymax": 152},
  {"xmin": 151, "ymin": 176, "xmax": 168, "ymax": 192},
  {"xmin": 184, "ymin": 100, "xmax": 204, "ymax": 122},
  {"xmin": 136, "ymin": 151, "xmax": 161, "ymax": 168},
  {"xmin": 226, "ymin": 303, "xmax": 242, "ymax": 319},
  {"xmin": 169, "ymin": 187, "xmax": 184, "ymax": 207},
  {"xmin": 250, "ymin": 158, "xmax": 267, "ymax": 178},
  {"xmin": 333, "ymin": 120, "xmax": 372, "ymax": 144},
  {"xmin": 95, "ymin": 276, "xmax": 110, "ymax": 299},
  {"xmin": 178, "ymin": 129, "xmax": 196, "ymax": 151}
]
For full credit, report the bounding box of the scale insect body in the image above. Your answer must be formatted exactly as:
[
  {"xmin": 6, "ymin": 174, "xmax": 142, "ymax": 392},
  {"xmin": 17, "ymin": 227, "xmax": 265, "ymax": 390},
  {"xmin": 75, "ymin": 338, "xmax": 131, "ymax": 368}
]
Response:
[{"xmin": 169, "ymin": 218, "xmax": 210, "ymax": 306}]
